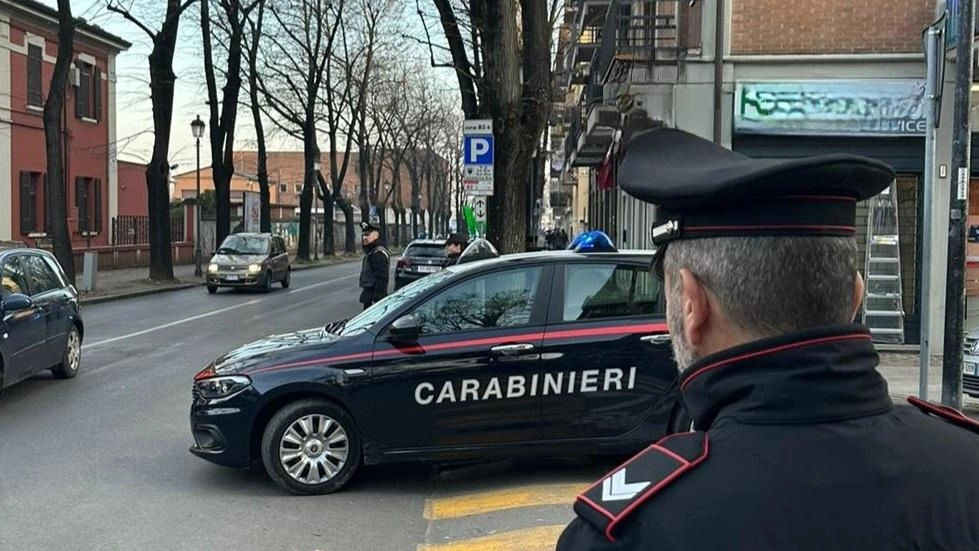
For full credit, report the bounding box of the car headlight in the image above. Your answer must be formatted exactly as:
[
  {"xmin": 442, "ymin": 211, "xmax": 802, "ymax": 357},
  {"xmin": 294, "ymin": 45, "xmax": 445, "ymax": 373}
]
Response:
[
  {"xmin": 208, "ymin": 264, "xmax": 218, "ymax": 273},
  {"xmin": 194, "ymin": 375, "xmax": 252, "ymax": 401},
  {"xmin": 248, "ymin": 264, "xmax": 262, "ymax": 274}
]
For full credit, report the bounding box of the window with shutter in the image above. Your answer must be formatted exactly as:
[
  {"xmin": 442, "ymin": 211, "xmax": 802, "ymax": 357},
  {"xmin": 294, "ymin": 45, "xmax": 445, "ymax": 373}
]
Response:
[
  {"xmin": 43, "ymin": 173, "xmax": 51, "ymax": 234},
  {"xmin": 76, "ymin": 62, "xmax": 90, "ymax": 119},
  {"xmin": 76, "ymin": 177, "xmax": 89, "ymax": 232},
  {"xmin": 93, "ymin": 67, "xmax": 102, "ymax": 120},
  {"xmin": 27, "ymin": 44, "xmax": 42, "ymax": 107},
  {"xmin": 94, "ymin": 179, "xmax": 103, "ymax": 232},
  {"xmin": 19, "ymin": 172, "xmax": 35, "ymax": 233}
]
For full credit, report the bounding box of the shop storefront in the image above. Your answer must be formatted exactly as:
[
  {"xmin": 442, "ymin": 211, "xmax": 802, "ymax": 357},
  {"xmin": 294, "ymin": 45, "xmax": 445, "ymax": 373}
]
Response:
[{"xmin": 732, "ymin": 79, "xmax": 926, "ymax": 343}]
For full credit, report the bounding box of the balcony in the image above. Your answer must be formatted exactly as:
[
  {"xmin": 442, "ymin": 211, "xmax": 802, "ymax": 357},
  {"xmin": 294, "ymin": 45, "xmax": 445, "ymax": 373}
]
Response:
[
  {"xmin": 591, "ymin": 0, "xmax": 702, "ymax": 87},
  {"xmin": 568, "ymin": 93, "xmax": 614, "ymax": 167}
]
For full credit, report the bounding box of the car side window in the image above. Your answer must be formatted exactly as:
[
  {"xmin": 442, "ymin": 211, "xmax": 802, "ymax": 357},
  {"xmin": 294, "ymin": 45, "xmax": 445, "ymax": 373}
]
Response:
[
  {"xmin": 562, "ymin": 263, "xmax": 660, "ymax": 321},
  {"xmin": 1, "ymin": 256, "xmax": 31, "ymax": 298},
  {"xmin": 23, "ymin": 255, "xmax": 61, "ymax": 296},
  {"xmin": 412, "ymin": 266, "xmax": 543, "ymax": 334}
]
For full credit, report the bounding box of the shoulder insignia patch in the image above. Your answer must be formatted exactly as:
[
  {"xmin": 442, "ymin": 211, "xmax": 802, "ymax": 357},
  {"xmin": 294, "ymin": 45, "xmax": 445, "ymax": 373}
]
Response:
[
  {"xmin": 574, "ymin": 431, "xmax": 708, "ymax": 542},
  {"xmin": 908, "ymin": 396, "xmax": 979, "ymax": 435}
]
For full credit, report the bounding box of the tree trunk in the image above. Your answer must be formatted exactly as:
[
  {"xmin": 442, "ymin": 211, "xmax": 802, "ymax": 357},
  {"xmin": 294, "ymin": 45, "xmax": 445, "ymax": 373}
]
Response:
[
  {"xmin": 43, "ymin": 0, "xmax": 75, "ymax": 282},
  {"xmin": 341, "ymin": 201, "xmax": 355, "ymax": 253},
  {"xmin": 297, "ymin": 137, "xmax": 315, "ymax": 260},
  {"xmin": 248, "ymin": 1, "xmax": 271, "ymax": 232},
  {"xmin": 146, "ymin": 39, "xmax": 180, "ymax": 280}
]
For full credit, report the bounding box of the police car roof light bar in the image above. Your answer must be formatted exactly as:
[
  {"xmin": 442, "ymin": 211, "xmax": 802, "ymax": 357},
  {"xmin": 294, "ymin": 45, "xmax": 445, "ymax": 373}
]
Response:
[{"xmin": 570, "ymin": 231, "xmax": 617, "ymax": 253}]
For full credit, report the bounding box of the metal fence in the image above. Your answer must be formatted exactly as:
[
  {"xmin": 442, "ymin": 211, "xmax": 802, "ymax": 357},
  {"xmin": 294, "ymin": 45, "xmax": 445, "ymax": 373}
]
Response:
[{"xmin": 112, "ymin": 213, "xmax": 185, "ymax": 246}]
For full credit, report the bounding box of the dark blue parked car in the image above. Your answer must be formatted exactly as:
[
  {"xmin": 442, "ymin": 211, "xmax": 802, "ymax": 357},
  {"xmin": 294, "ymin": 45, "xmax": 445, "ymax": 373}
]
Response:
[{"xmin": 0, "ymin": 246, "xmax": 83, "ymax": 394}]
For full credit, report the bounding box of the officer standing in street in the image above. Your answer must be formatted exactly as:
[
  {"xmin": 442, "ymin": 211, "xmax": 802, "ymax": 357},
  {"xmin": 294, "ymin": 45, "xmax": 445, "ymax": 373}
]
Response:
[
  {"xmin": 443, "ymin": 233, "xmax": 468, "ymax": 266},
  {"xmin": 358, "ymin": 222, "xmax": 389, "ymax": 310},
  {"xmin": 557, "ymin": 128, "xmax": 979, "ymax": 550}
]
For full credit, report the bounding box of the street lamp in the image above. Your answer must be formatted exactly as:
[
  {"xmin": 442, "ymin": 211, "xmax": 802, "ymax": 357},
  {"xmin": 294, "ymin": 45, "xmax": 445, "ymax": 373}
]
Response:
[
  {"xmin": 191, "ymin": 115, "xmax": 206, "ymax": 277},
  {"xmin": 312, "ymin": 160, "xmax": 321, "ymax": 260}
]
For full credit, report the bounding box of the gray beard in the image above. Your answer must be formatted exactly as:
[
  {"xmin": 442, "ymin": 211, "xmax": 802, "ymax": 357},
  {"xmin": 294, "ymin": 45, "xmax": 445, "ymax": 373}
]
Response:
[{"xmin": 667, "ymin": 290, "xmax": 700, "ymax": 371}]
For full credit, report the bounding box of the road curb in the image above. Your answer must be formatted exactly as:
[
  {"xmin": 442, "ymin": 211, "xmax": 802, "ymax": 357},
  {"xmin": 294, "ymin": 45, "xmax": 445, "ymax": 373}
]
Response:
[
  {"xmin": 79, "ymin": 283, "xmax": 200, "ymax": 305},
  {"xmin": 78, "ymin": 257, "xmax": 360, "ymax": 305}
]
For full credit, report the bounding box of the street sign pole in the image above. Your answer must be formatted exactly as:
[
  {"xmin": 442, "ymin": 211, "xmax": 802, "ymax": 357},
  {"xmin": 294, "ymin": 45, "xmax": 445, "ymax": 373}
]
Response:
[
  {"xmin": 942, "ymin": 0, "xmax": 975, "ymax": 408},
  {"xmin": 919, "ymin": 21, "xmax": 942, "ymax": 400}
]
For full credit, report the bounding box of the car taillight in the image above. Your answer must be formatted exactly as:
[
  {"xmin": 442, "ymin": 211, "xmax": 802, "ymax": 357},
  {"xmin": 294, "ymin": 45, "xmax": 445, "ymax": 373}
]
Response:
[
  {"xmin": 399, "ymin": 258, "xmax": 412, "ymax": 269},
  {"xmin": 194, "ymin": 365, "xmax": 216, "ymax": 381}
]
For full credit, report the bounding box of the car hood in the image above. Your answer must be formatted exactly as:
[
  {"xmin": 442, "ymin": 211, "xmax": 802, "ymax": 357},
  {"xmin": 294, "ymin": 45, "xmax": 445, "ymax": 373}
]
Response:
[
  {"xmin": 210, "ymin": 253, "xmax": 266, "ymax": 266},
  {"xmin": 208, "ymin": 328, "xmax": 344, "ymax": 376}
]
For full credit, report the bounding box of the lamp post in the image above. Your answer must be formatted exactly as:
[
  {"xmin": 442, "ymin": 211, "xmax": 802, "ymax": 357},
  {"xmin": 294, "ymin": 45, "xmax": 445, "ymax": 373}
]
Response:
[{"xmin": 191, "ymin": 115, "xmax": 205, "ymax": 277}]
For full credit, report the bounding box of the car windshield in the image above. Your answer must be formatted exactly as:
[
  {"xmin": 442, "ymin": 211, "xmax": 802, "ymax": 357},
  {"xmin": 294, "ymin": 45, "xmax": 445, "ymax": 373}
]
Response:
[
  {"xmin": 217, "ymin": 235, "xmax": 269, "ymax": 255},
  {"xmin": 406, "ymin": 244, "xmax": 447, "ymax": 258},
  {"xmin": 337, "ymin": 269, "xmax": 455, "ymax": 337}
]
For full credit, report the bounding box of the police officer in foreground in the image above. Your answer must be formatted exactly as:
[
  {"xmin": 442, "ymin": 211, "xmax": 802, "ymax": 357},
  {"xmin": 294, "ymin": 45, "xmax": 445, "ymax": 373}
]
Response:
[
  {"xmin": 557, "ymin": 128, "xmax": 979, "ymax": 550},
  {"xmin": 443, "ymin": 233, "xmax": 468, "ymax": 266},
  {"xmin": 358, "ymin": 222, "xmax": 389, "ymax": 310}
]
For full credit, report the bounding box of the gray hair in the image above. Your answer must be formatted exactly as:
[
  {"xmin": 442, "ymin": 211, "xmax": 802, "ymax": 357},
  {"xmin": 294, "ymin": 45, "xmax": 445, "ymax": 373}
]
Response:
[{"xmin": 663, "ymin": 236, "xmax": 859, "ymax": 339}]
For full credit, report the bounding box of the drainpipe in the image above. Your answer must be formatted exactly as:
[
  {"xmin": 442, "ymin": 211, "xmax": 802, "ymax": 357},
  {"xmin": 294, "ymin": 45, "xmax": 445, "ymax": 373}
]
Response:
[{"xmin": 712, "ymin": 0, "xmax": 724, "ymax": 144}]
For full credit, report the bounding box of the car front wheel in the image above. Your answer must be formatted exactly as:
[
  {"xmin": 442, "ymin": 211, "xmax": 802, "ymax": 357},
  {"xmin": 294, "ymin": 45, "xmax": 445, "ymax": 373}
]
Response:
[
  {"xmin": 52, "ymin": 326, "xmax": 81, "ymax": 379},
  {"xmin": 261, "ymin": 399, "xmax": 361, "ymax": 495}
]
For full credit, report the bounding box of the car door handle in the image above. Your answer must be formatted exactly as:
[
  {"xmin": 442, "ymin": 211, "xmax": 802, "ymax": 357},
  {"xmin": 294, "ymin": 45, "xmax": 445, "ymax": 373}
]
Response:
[
  {"xmin": 490, "ymin": 343, "xmax": 536, "ymax": 355},
  {"xmin": 640, "ymin": 334, "xmax": 671, "ymax": 345}
]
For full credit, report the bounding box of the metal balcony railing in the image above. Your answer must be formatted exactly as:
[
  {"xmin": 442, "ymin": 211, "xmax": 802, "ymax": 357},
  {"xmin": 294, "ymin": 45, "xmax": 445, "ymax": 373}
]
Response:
[
  {"xmin": 587, "ymin": 0, "xmax": 702, "ymax": 93},
  {"xmin": 565, "ymin": 100, "xmax": 585, "ymax": 164}
]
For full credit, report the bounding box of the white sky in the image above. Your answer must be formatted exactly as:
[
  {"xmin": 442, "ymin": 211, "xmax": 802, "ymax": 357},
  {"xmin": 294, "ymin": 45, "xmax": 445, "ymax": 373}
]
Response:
[{"xmin": 41, "ymin": 0, "xmax": 460, "ymax": 172}]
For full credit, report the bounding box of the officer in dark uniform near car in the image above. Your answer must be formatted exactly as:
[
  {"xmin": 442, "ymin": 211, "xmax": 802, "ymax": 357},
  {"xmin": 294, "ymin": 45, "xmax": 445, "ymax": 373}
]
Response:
[
  {"xmin": 358, "ymin": 222, "xmax": 389, "ymax": 310},
  {"xmin": 443, "ymin": 233, "xmax": 468, "ymax": 266},
  {"xmin": 557, "ymin": 128, "xmax": 979, "ymax": 550}
]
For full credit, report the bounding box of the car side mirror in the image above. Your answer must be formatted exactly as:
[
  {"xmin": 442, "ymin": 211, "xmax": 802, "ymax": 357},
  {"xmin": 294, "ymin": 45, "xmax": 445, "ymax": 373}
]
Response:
[
  {"xmin": 1, "ymin": 293, "xmax": 32, "ymax": 314},
  {"xmin": 388, "ymin": 315, "xmax": 421, "ymax": 342}
]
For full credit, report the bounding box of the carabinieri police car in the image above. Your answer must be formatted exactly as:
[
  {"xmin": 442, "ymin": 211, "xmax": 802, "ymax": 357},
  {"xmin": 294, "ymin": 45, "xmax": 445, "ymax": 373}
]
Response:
[{"xmin": 189, "ymin": 232, "xmax": 685, "ymax": 495}]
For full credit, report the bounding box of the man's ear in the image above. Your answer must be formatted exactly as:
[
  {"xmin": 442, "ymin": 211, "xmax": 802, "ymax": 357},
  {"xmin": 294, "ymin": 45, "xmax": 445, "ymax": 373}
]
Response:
[
  {"xmin": 851, "ymin": 271, "xmax": 865, "ymax": 322},
  {"xmin": 680, "ymin": 268, "xmax": 710, "ymax": 347}
]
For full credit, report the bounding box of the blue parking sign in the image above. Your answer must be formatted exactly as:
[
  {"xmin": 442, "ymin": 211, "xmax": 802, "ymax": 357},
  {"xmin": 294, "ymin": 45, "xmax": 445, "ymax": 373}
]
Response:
[{"xmin": 463, "ymin": 135, "xmax": 494, "ymax": 165}]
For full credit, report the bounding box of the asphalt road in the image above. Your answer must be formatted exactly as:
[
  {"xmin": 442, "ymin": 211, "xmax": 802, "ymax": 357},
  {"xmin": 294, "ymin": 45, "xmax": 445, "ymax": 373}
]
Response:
[{"xmin": 0, "ymin": 262, "xmax": 599, "ymax": 551}]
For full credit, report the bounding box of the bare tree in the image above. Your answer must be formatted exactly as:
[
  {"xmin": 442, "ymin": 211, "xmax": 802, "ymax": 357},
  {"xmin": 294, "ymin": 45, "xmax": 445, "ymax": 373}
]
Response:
[
  {"xmin": 43, "ymin": 0, "xmax": 76, "ymax": 281},
  {"xmin": 202, "ymin": 0, "xmax": 261, "ymax": 245},
  {"xmin": 244, "ymin": 0, "xmax": 271, "ymax": 231},
  {"xmin": 108, "ymin": 0, "xmax": 197, "ymax": 280},
  {"xmin": 256, "ymin": 0, "xmax": 344, "ymax": 260},
  {"xmin": 421, "ymin": 0, "xmax": 554, "ymax": 253}
]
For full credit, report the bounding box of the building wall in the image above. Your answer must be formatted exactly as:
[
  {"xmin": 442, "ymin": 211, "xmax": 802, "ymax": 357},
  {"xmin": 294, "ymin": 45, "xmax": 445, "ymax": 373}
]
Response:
[
  {"xmin": 731, "ymin": 0, "xmax": 934, "ymax": 55},
  {"xmin": 3, "ymin": 8, "xmax": 120, "ymax": 247},
  {"xmin": 117, "ymin": 160, "xmax": 147, "ymax": 216}
]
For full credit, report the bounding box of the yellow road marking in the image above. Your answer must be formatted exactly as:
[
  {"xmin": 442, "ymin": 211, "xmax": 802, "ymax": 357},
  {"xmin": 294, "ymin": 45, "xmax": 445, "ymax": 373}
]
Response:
[
  {"xmin": 423, "ymin": 483, "xmax": 587, "ymax": 521},
  {"xmin": 416, "ymin": 525, "xmax": 567, "ymax": 551}
]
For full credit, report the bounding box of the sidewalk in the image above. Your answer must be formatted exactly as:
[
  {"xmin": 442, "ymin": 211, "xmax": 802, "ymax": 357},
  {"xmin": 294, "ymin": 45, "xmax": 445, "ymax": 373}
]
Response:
[
  {"xmin": 878, "ymin": 352, "xmax": 979, "ymax": 412},
  {"xmin": 76, "ymin": 253, "xmax": 363, "ymax": 305}
]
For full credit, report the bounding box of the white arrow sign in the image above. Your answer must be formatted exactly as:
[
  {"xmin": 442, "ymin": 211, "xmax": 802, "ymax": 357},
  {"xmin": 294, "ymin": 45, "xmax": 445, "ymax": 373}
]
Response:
[{"xmin": 601, "ymin": 468, "xmax": 651, "ymax": 502}]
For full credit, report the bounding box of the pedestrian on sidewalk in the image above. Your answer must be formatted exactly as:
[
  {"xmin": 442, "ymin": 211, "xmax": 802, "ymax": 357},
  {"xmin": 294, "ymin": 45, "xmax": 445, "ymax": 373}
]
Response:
[
  {"xmin": 358, "ymin": 222, "xmax": 389, "ymax": 311},
  {"xmin": 557, "ymin": 128, "xmax": 979, "ymax": 551}
]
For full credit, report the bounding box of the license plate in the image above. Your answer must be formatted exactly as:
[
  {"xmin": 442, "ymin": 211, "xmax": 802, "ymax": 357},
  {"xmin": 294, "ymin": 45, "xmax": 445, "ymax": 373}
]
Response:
[
  {"xmin": 417, "ymin": 265, "xmax": 439, "ymax": 273},
  {"xmin": 965, "ymin": 362, "xmax": 978, "ymax": 375},
  {"xmin": 225, "ymin": 274, "xmax": 239, "ymax": 281}
]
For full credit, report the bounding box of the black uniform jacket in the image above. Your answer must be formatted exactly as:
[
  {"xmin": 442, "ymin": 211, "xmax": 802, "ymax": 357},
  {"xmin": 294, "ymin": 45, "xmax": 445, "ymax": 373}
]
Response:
[
  {"xmin": 557, "ymin": 325, "xmax": 979, "ymax": 551},
  {"xmin": 358, "ymin": 243, "xmax": 390, "ymax": 304}
]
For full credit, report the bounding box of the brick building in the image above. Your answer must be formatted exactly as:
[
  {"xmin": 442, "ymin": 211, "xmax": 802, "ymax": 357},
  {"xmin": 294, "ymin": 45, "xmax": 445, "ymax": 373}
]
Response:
[
  {"xmin": 552, "ymin": 0, "xmax": 975, "ymax": 349},
  {"xmin": 0, "ymin": 0, "xmax": 129, "ymax": 246}
]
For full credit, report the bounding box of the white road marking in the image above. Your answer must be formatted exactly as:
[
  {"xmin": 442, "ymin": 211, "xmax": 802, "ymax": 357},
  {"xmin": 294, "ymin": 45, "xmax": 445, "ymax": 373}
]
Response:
[{"xmin": 82, "ymin": 273, "xmax": 359, "ymax": 350}]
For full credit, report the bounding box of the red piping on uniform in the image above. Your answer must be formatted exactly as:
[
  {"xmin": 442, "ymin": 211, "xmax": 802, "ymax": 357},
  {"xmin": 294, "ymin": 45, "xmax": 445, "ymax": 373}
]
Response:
[
  {"xmin": 603, "ymin": 435, "xmax": 709, "ymax": 542},
  {"xmin": 650, "ymin": 444, "xmax": 691, "ymax": 466},
  {"xmin": 685, "ymin": 224, "xmax": 856, "ymax": 233},
  {"xmin": 246, "ymin": 323, "xmax": 668, "ymax": 375},
  {"xmin": 575, "ymin": 433, "xmax": 709, "ymax": 542},
  {"xmin": 907, "ymin": 396, "xmax": 979, "ymax": 429},
  {"xmin": 680, "ymin": 333, "xmax": 872, "ymax": 391}
]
